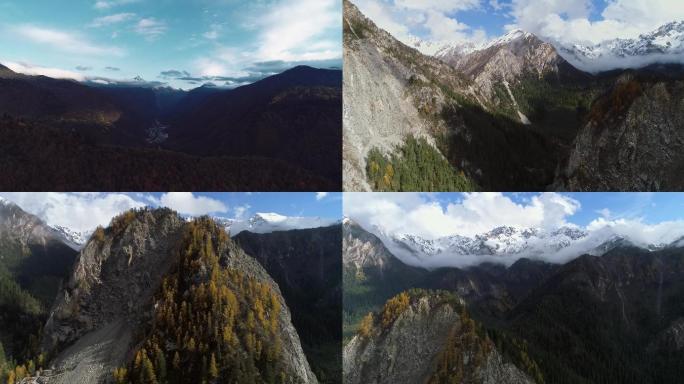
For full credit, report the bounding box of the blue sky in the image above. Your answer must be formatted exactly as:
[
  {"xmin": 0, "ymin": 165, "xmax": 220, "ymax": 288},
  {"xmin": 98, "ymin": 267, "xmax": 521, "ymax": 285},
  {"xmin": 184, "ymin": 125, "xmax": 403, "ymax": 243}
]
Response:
[
  {"xmin": 0, "ymin": 192, "xmax": 342, "ymax": 232},
  {"xmin": 355, "ymin": 0, "xmax": 684, "ymax": 54},
  {"xmin": 345, "ymin": 192, "xmax": 684, "ymax": 239},
  {"xmin": 0, "ymin": 0, "xmax": 341, "ymax": 89}
]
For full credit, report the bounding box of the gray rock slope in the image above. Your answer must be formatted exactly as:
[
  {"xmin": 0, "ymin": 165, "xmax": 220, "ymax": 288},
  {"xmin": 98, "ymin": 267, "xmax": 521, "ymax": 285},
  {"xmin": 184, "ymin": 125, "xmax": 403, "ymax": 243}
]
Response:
[
  {"xmin": 343, "ymin": 292, "xmax": 533, "ymax": 384},
  {"xmin": 38, "ymin": 208, "xmax": 316, "ymax": 384},
  {"xmin": 557, "ymin": 76, "xmax": 684, "ymax": 191},
  {"xmin": 342, "ymin": 0, "xmax": 472, "ymax": 191}
]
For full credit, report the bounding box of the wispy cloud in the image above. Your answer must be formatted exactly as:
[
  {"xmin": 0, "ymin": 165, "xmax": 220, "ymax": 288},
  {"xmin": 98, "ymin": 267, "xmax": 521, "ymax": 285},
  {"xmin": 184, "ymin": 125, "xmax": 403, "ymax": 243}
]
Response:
[
  {"xmin": 89, "ymin": 12, "xmax": 136, "ymax": 27},
  {"xmin": 134, "ymin": 18, "xmax": 167, "ymax": 41},
  {"xmin": 94, "ymin": 0, "xmax": 140, "ymax": 10},
  {"xmin": 11, "ymin": 24, "xmax": 125, "ymax": 56},
  {"xmin": 316, "ymin": 192, "xmax": 329, "ymax": 201}
]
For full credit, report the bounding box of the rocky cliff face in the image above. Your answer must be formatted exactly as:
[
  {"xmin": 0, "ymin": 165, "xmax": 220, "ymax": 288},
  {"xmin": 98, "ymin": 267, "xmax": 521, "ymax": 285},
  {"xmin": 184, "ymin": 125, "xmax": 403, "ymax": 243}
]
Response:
[
  {"xmin": 40, "ymin": 208, "xmax": 185, "ymax": 383},
  {"xmin": 342, "ymin": 0, "xmax": 471, "ymax": 191},
  {"xmin": 39, "ymin": 209, "xmax": 316, "ymax": 384},
  {"xmin": 343, "ymin": 291, "xmax": 534, "ymax": 384},
  {"xmin": 557, "ymin": 76, "xmax": 684, "ymax": 191}
]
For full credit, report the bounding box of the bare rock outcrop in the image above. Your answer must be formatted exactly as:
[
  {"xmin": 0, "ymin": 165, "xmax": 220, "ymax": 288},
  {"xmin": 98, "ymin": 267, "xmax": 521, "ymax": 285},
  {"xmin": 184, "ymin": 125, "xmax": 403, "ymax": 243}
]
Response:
[
  {"xmin": 557, "ymin": 78, "xmax": 684, "ymax": 191},
  {"xmin": 343, "ymin": 292, "xmax": 534, "ymax": 384}
]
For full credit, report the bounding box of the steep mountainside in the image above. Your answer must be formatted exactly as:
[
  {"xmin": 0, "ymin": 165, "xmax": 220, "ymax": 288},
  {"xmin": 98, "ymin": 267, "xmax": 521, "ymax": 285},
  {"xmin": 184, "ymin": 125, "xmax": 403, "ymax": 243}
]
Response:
[
  {"xmin": 343, "ymin": 290, "xmax": 536, "ymax": 384},
  {"xmin": 438, "ymin": 30, "xmax": 590, "ymax": 114},
  {"xmin": 34, "ymin": 209, "xmax": 316, "ymax": 384},
  {"xmin": 235, "ymin": 226, "xmax": 342, "ymax": 384},
  {"xmin": 0, "ymin": 199, "xmax": 77, "ymax": 364},
  {"xmin": 343, "ymin": 0, "xmax": 473, "ymax": 191},
  {"xmin": 342, "ymin": 219, "xmax": 428, "ymax": 339},
  {"xmin": 557, "ymin": 72, "xmax": 684, "ymax": 191},
  {"xmin": 167, "ymin": 66, "xmax": 342, "ymax": 183},
  {"xmin": 0, "ymin": 67, "xmax": 120, "ymax": 126},
  {"xmin": 506, "ymin": 247, "xmax": 684, "ymax": 384}
]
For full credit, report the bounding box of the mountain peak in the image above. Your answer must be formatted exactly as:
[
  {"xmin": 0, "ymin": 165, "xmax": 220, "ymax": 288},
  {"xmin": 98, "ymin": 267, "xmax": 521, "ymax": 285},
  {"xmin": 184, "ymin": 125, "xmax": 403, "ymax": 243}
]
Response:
[{"xmin": 253, "ymin": 212, "xmax": 288, "ymax": 223}]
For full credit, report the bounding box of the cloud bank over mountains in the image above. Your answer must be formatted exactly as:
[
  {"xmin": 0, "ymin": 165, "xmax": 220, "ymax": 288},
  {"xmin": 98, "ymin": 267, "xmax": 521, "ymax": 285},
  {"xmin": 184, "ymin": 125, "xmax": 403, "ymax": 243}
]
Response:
[{"xmin": 344, "ymin": 193, "xmax": 684, "ymax": 268}]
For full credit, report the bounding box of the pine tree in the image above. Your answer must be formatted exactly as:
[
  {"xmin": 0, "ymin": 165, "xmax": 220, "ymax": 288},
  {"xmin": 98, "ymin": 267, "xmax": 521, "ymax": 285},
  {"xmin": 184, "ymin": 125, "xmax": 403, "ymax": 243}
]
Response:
[
  {"xmin": 172, "ymin": 352, "xmax": 181, "ymax": 371},
  {"xmin": 209, "ymin": 353, "xmax": 219, "ymax": 380},
  {"xmin": 6, "ymin": 370, "xmax": 15, "ymax": 384},
  {"xmin": 154, "ymin": 347, "xmax": 167, "ymax": 383},
  {"xmin": 358, "ymin": 313, "xmax": 374, "ymax": 338},
  {"xmin": 142, "ymin": 355, "xmax": 158, "ymax": 384}
]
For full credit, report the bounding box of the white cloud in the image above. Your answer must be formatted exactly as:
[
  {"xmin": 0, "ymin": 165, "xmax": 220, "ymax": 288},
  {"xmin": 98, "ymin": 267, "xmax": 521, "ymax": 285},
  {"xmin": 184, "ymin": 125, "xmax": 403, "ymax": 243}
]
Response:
[
  {"xmin": 11, "ymin": 25, "xmax": 125, "ymax": 56},
  {"xmin": 159, "ymin": 192, "xmax": 228, "ymax": 216},
  {"xmin": 316, "ymin": 192, "xmax": 329, "ymax": 201},
  {"xmin": 354, "ymin": 0, "xmax": 488, "ymax": 54},
  {"xmin": 134, "ymin": 18, "xmax": 167, "ymax": 41},
  {"xmin": 394, "ymin": 0, "xmax": 481, "ymax": 13},
  {"xmin": 0, "ymin": 193, "xmax": 145, "ymax": 232},
  {"xmin": 233, "ymin": 204, "xmax": 251, "ymax": 220},
  {"xmin": 597, "ymin": 208, "xmax": 611, "ymax": 219},
  {"xmin": 256, "ymin": 0, "xmax": 341, "ymax": 62},
  {"xmin": 345, "ymin": 192, "xmax": 580, "ymax": 239},
  {"xmin": 3, "ymin": 61, "xmax": 86, "ymax": 81},
  {"xmin": 89, "ymin": 12, "xmax": 136, "ymax": 28},
  {"xmin": 94, "ymin": 0, "xmax": 140, "ymax": 10}
]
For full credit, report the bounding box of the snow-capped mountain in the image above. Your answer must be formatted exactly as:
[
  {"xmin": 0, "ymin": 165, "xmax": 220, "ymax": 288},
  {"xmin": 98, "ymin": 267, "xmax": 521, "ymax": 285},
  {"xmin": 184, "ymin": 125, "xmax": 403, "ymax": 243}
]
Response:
[
  {"xmin": 558, "ymin": 21, "xmax": 684, "ymax": 72},
  {"xmin": 220, "ymin": 213, "xmax": 337, "ymax": 236},
  {"xmin": 364, "ymin": 223, "xmax": 677, "ymax": 269},
  {"xmin": 435, "ymin": 29, "xmax": 535, "ymax": 62},
  {"xmin": 50, "ymin": 225, "xmax": 91, "ymax": 250},
  {"xmin": 388, "ymin": 226, "xmax": 590, "ymax": 259}
]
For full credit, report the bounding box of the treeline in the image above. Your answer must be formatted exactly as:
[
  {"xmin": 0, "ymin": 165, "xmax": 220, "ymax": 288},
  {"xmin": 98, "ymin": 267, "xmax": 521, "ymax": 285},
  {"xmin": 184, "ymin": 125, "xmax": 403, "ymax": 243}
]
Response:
[
  {"xmin": 118, "ymin": 217, "xmax": 289, "ymax": 384},
  {"xmin": 366, "ymin": 136, "xmax": 477, "ymax": 192}
]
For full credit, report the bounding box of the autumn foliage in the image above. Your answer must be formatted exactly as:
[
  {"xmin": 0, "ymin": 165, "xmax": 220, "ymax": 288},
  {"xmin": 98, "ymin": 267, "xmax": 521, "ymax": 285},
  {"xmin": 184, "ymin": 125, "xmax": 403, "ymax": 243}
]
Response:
[{"xmin": 121, "ymin": 217, "xmax": 287, "ymax": 384}]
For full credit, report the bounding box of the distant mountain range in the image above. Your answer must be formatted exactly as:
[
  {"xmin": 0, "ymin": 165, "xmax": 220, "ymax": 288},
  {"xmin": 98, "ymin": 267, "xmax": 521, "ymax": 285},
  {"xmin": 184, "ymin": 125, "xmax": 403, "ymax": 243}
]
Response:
[
  {"xmin": 344, "ymin": 0, "xmax": 684, "ymax": 191},
  {"xmin": 0, "ymin": 64, "xmax": 341, "ymax": 191},
  {"xmin": 371, "ymin": 223, "xmax": 682, "ymax": 268},
  {"xmin": 431, "ymin": 21, "xmax": 684, "ymax": 73},
  {"xmin": 560, "ymin": 21, "xmax": 684, "ymax": 72},
  {"xmin": 221, "ymin": 212, "xmax": 339, "ymax": 236}
]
